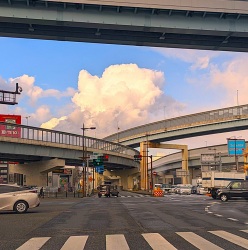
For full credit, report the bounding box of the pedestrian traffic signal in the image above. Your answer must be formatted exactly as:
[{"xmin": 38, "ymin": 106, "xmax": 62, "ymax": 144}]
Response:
[{"xmin": 134, "ymin": 155, "xmax": 142, "ymax": 162}]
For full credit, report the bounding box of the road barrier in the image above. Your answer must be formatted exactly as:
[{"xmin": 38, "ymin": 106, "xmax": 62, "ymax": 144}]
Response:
[{"xmin": 153, "ymin": 189, "xmax": 164, "ymax": 197}]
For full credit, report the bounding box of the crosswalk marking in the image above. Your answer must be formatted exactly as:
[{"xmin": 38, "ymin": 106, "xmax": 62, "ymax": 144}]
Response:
[
  {"xmin": 106, "ymin": 234, "xmax": 130, "ymax": 250},
  {"xmin": 177, "ymin": 232, "xmax": 224, "ymax": 250},
  {"xmin": 209, "ymin": 230, "xmax": 248, "ymax": 249},
  {"xmin": 142, "ymin": 233, "xmax": 177, "ymax": 250},
  {"xmin": 13, "ymin": 230, "xmax": 248, "ymax": 250},
  {"xmin": 16, "ymin": 237, "xmax": 51, "ymax": 250},
  {"xmin": 60, "ymin": 236, "xmax": 88, "ymax": 250}
]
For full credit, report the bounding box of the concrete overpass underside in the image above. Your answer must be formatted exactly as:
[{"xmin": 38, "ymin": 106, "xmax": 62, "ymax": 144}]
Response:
[{"xmin": 1, "ymin": 0, "xmax": 248, "ymax": 51}]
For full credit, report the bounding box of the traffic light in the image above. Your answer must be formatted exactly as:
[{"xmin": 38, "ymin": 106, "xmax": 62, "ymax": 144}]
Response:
[
  {"xmin": 93, "ymin": 159, "xmax": 103, "ymax": 166},
  {"xmin": 103, "ymin": 154, "xmax": 109, "ymax": 161},
  {"xmin": 98, "ymin": 154, "xmax": 109, "ymax": 161},
  {"xmin": 134, "ymin": 155, "xmax": 142, "ymax": 162}
]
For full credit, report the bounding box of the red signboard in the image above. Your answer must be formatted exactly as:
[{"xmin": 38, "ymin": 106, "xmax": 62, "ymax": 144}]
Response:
[{"xmin": 0, "ymin": 114, "xmax": 21, "ymax": 138}]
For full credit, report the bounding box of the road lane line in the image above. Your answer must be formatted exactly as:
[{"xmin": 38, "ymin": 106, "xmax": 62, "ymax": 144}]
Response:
[
  {"xmin": 227, "ymin": 218, "xmax": 239, "ymax": 221},
  {"xmin": 16, "ymin": 237, "xmax": 51, "ymax": 250},
  {"xmin": 106, "ymin": 234, "xmax": 130, "ymax": 250},
  {"xmin": 142, "ymin": 233, "xmax": 177, "ymax": 250},
  {"xmin": 209, "ymin": 230, "xmax": 248, "ymax": 249},
  {"xmin": 177, "ymin": 232, "xmax": 224, "ymax": 250},
  {"xmin": 60, "ymin": 236, "xmax": 88, "ymax": 250}
]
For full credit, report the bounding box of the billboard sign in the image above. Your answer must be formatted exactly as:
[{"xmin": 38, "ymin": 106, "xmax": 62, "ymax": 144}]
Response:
[
  {"xmin": 227, "ymin": 139, "xmax": 246, "ymax": 156},
  {"xmin": 0, "ymin": 114, "xmax": 21, "ymax": 138},
  {"xmin": 201, "ymin": 154, "xmax": 215, "ymax": 163}
]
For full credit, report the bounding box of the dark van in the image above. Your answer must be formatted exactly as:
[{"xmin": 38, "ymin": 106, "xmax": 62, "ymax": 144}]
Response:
[{"xmin": 216, "ymin": 180, "xmax": 248, "ymax": 202}]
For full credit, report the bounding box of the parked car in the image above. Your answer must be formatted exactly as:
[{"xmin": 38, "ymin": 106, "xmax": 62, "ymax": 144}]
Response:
[
  {"xmin": 178, "ymin": 185, "xmax": 192, "ymax": 195},
  {"xmin": 169, "ymin": 185, "xmax": 177, "ymax": 194},
  {"xmin": 161, "ymin": 184, "xmax": 172, "ymax": 194},
  {"xmin": 216, "ymin": 180, "xmax": 248, "ymax": 202},
  {"xmin": 0, "ymin": 184, "xmax": 40, "ymax": 213},
  {"xmin": 196, "ymin": 185, "xmax": 208, "ymax": 195},
  {"xmin": 191, "ymin": 185, "xmax": 197, "ymax": 194}
]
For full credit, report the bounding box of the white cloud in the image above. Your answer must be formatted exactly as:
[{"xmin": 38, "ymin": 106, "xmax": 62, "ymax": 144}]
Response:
[
  {"xmin": 8, "ymin": 75, "xmax": 76, "ymax": 105},
  {"xmin": 41, "ymin": 116, "xmax": 67, "ymax": 129},
  {"xmin": 153, "ymin": 47, "xmax": 219, "ymax": 70},
  {"xmin": 42, "ymin": 64, "xmax": 185, "ymax": 137}
]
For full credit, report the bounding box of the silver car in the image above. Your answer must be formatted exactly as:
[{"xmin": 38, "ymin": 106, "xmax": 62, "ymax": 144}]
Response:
[{"xmin": 0, "ymin": 184, "xmax": 40, "ymax": 213}]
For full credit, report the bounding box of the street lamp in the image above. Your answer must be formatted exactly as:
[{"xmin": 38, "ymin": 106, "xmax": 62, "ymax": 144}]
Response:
[
  {"xmin": 25, "ymin": 116, "xmax": 31, "ymax": 126},
  {"xmin": 81, "ymin": 124, "xmax": 96, "ymax": 197}
]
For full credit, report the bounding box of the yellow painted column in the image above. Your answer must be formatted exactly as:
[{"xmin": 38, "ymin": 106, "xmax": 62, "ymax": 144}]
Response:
[
  {"xmin": 140, "ymin": 142, "xmax": 148, "ymax": 190},
  {"xmin": 182, "ymin": 146, "xmax": 189, "ymax": 184}
]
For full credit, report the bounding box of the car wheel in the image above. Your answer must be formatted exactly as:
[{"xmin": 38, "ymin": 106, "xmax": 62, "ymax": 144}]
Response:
[
  {"xmin": 14, "ymin": 201, "xmax": 28, "ymax": 213},
  {"xmin": 220, "ymin": 194, "xmax": 228, "ymax": 202}
]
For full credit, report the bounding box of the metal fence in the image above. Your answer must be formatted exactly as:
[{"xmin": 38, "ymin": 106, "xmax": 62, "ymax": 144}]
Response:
[{"xmin": 0, "ymin": 122, "xmax": 138, "ymax": 156}]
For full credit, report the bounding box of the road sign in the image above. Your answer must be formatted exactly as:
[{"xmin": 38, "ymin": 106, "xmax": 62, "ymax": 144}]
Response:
[
  {"xmin": 176, "ymin": 169, "xmax": 189, "ymax": 177},
  {"xmin": 90, "ymin": 155, "xmax": 98, "ymax": 160}
]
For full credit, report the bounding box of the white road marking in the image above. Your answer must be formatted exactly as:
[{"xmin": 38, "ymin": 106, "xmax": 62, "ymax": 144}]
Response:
[
  {"xmin": 16, "ymin": 237, "xmax": 51, "ymax": 250},
  {"xmin": 227, "ymin": 218, "xmax": 239, "ymax": 221},
  {"xmin": 61, "ymin": 236, "xmax": 88, "ymax": 250},
  {"xmin": 142, "ymin": 233, "xmax": 177, "ymax": 250},
  {"xmin": 209, "ymin": 230, "xmax": 248, "ymax": 249},
  {"xmin": 106, "ymin": 234, "xmax": 130, "ymax": 250},
  {"xmin": 177, "ymin": 232, "xmax": 224, "ymax": 250}
]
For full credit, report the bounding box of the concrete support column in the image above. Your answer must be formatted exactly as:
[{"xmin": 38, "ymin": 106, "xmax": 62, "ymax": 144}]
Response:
[
  {"xmin": 182, "ymin": 146, "xmax": 189, "ymax": 184},
  {"xmin": 140, "ymin": 141, "xmax": 148, "ymax": 191}
]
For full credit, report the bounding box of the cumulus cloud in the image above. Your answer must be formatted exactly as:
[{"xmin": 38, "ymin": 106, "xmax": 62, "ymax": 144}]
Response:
[
  {"xmin": 210, "ymin": 56, "xmax": 248, "ymax": 98},
  {"xmin": 154, "ymin": 47, "xmax": 219, "ymax": 70},
  {"xmin": 41, "ymin": 116, "xmax": 67, "ymax": 129},
  {"xmin": 41, "ymin": 64, "xmax": 185, "ymax": 138},
  {"xmin": 9, "ymin": 75, "xmax": 76, "ymax": 105}
]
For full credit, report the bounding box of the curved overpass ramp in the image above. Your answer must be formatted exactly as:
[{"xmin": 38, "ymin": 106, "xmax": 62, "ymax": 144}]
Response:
[{"xmin": 104, "ymin": 104, "xmax": 248, "ymax": 148}]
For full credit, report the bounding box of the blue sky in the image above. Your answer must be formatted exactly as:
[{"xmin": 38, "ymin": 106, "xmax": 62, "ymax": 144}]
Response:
[{"xmin": 1, "ymin": 37, "xmax": 248, "ymax": 151}]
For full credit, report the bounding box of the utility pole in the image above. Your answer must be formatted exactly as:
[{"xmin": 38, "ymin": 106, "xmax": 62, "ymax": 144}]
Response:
[{"xmin": 81, "ymin": 124, "xmax": 96, "ymax": 197}]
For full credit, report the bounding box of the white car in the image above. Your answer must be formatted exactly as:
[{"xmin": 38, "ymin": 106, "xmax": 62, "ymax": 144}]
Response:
[
  {"xmin": 196, "ymin": 185, "xmax": 208, "ymax": 195},
  {"xmin": 178, "ymin": 185, "xmax": 192, "ymax": 195},
  {"xmin": 0, "ymin": 184, "xmax": 40, "ymax": 213}
]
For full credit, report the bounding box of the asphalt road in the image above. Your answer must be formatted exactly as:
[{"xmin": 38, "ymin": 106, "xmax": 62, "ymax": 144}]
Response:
[{"xmin": 1, "ymin": 192, "xmax": 248, "ymax": 250}]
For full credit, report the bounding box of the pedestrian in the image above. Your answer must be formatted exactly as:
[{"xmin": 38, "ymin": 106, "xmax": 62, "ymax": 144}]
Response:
[{"xmin": 40, "ymin": 187, "xmax": 44, "ymax": 198}]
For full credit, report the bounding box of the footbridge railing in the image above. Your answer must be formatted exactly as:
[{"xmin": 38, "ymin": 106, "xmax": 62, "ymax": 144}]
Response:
[{"xmin": 0, "ymin": 122, "xmax": 138, "ymax": 156}]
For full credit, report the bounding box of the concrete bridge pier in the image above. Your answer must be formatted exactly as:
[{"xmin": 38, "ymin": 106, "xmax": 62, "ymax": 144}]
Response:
[{"xmin": 9, "ymin": 158, "xmax": 65, "ymax": 187}]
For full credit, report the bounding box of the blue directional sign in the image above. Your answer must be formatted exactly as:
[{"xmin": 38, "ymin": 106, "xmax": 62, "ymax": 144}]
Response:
[
  {"xmin": 95, "ymin": 166, "xmax": 104, "ymax": 174},
  {"xmin": 227, "ymin": 139, "xmax": 246, "ymax": 156}
]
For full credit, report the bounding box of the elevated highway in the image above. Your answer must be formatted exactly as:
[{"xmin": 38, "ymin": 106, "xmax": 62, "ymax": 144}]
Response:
[
  {"xmin": 0, "ymin": 122, "xmax": 139, "ymax": 170},
  {"xmin": 1, "ymin": 0, "xmax": 248, "ymax": 51},
  {"xmin": 104, "ymin": 104, "xmax": 248, "ymax": 148}
]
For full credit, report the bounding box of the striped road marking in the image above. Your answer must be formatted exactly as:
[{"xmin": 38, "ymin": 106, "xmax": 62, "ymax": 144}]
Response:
[
  {"xmin": 209, "ymin": 230, "xmax": 248, "ymax": 249},
  {"xmin": 61, "ymin": 236, "xmax": 88, "ymax": 250},
  {"xmin": 142, "ymin": 233, "xmax": 177, "ymax": 250},
  {"xmin": 177, "ymin": 232, "xmax": 224, "ymax": 250},
  {"xmin": 106, "ymin": 234, "xmax": 130, "ymax": 250},
  {"xmin": 16, "ymin": 237, "xmax": 51, "ymax": 250}
]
